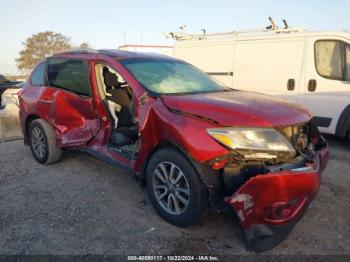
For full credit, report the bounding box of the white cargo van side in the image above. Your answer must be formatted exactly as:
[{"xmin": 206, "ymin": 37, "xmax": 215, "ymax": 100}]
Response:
[{"xmin": 173, "ymin": 30, "xmax": 350, "ymax": 138}]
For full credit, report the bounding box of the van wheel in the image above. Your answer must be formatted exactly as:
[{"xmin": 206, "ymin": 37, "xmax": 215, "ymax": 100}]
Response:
[
  {"xmin": 29, "ymin": 119, "xmax": 61, "ymax": 165},
  {"xmin": 146, "ymin": 147, "xmax": 209, "ymax": 227}
]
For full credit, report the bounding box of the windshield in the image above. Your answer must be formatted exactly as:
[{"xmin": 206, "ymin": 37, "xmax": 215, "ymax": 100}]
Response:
[{"xmin": 120, "ymin": 59, "xmax": 230, "ymax": 95}]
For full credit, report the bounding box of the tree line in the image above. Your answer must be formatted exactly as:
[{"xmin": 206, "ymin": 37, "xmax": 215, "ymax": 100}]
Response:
[{"xmin": 16, "ymin": 31, "xmax": 91, "ymax": 74}]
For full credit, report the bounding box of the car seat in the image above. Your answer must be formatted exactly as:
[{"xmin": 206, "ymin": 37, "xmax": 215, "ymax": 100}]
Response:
[{"xmin": 103, "ymin": 67, "xmax": 138, "ymax": 146}]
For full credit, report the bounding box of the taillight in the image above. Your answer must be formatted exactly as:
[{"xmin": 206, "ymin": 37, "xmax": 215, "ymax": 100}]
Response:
[{"xmin": 263, "ymin": 197, "xmax": 307, "ymax": 224}]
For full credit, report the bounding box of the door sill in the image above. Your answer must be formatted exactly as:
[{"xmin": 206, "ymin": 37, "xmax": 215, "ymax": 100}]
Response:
[{"xmin": 85, "ymin": 148, "xmax": 135, "ymax": 174}]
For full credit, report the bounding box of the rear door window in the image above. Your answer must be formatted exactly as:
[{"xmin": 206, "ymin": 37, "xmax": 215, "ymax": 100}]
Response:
[
  {"xmin": 47, "ymin": 58, "xmax": 91, "ymax": 96},
  {"xmin": 315, "ymin": 40, "xmax": 343, "ymax": 80},
  {"xmin": 346, "ymin": 44, "xmax": 350, "ymax": 81},
  {"xmin": 30, "ymin": 62, "xmax": 46, "ymax": 86}
]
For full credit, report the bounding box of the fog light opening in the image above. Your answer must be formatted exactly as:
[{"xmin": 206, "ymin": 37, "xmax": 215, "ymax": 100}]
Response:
[{"xmin": 264, "ymin": 197, "xmax": 308, "ymax": 224}]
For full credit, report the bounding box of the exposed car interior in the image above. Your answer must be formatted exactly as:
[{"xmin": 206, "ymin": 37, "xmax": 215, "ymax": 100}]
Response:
[{"xmin": 95, "ymin": 64, "xmax": 140, "ymax": 159}]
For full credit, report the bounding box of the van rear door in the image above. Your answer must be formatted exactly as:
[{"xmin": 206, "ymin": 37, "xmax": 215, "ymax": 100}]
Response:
[{"xmin": 233, "ymin": 38, "xmax": 306, "ymax": 104}]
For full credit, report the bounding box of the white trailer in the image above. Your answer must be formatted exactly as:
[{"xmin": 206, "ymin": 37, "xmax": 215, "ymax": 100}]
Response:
[
  {"xmin": 118, "ymin": 44, "xmax": 173, "ymax": 57},
  {"xmin": 171, "ymin": 28, "xmax": 350, "ymax": 138}
]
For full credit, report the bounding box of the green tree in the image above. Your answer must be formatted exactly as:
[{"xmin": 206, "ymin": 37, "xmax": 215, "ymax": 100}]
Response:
[
  {"xmin": 78, "ymin": 42, "xmax": 92, "ymax": 49},
  {"xmin": 16, "ymin": 31, "xmax": 71, "ymax": 74},
  {"xmin": 16, "ymin": 31, "xmax": 92, "ymax": 74}
]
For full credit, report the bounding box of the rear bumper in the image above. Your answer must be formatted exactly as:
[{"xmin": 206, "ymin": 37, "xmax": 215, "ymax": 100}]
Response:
[{"xmin": 224, "ymin": 141, "xmax": 329, "ymax": 252}]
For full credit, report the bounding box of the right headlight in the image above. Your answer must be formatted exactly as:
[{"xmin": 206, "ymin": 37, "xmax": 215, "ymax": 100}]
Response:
[{"xmin": 207, "ymin": 127, "xmax": 296, "ymax": 160}]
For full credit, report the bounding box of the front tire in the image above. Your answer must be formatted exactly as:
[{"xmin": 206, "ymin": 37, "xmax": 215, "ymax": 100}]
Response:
[
  {"xmin": 146, "ymin": 147, "xmax": 209, "ymax": 227},
  {"xmin": 29, "ymin": 119, "xmax": 61, "ymax": 165}
]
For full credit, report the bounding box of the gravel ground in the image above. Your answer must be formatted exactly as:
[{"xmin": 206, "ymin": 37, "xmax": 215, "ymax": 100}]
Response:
[{"xmin": 0, "ymin": 134, "xmax": 349, "ymax": 258}]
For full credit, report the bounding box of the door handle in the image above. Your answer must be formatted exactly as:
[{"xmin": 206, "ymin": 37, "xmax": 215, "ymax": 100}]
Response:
[
  {"xmin": 287, "ymin": 79, "xmax": 295, "ymax": 91},
  {"xmin": 308, "ymin": 79, "xmax": 317, "ymax": 92}
]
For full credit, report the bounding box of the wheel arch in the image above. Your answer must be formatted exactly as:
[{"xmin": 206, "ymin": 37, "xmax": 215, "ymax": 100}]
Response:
[
  {"xmin": 335, "ymin": 104, "xmax": 350, "ymax": 137},
  {"xmin": 141, "ymin": 140, "xmax": 224, "ymax": 211},
  {"xmin": 140, "ymin": 140, "xmax": 190, "ymax": 179},
  {"xmin": 24, "ymin": 114, "xmax": 39, "ymax": 144}
]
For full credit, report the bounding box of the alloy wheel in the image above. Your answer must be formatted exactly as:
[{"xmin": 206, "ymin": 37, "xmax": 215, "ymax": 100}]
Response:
[
  {"xmin": 152, "ymin": 162, "xmax": 190, "ymax": 215},
  {"xmin": 31, "ymin": 127, "xmax": 47, "ymax": 159}
]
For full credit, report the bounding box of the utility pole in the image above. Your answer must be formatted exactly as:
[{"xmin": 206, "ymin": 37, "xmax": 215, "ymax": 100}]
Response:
[{"xmin": 123, "ymin": 32, "xmax": 127, "ymax": 45}]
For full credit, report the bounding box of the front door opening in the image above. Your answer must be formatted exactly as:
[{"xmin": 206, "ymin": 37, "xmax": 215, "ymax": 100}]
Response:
[{"xmin": 95, "ymin": 64, "xmax": 140, "ymax": 159}]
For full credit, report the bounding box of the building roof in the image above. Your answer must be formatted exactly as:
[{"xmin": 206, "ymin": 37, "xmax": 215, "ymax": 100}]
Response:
[{"xmin": 118, "ymin": 44, "xmax": 174, "ymax": 49}]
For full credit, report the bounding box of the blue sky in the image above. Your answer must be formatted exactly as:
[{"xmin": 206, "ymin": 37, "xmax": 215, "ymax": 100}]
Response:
[{"xmin": 1, "ymin": 0, "xmax": 349, "ymax": 74}]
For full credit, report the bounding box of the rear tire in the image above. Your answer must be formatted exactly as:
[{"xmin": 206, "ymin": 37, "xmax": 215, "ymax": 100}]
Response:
[
  {"xmin": 29, "ymin": 119, "xmax": 61, "ymax": 165},
  {"xmin": 146, "ymin": 147, "xmax": 209, "ymax": 227}
]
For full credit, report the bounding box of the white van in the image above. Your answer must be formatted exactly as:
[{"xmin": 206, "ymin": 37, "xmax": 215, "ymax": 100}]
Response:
[{"xmin": 171, "ymin": 28, "xmax": 350, "ymax": 139}]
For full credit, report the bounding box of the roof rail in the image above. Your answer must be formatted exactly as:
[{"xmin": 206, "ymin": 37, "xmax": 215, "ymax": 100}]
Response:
[
  {"xmin": 165, "ymin": 27, "xmax": 306, "ymax": 41},
  {"xmin": 53, "ymin": 49, "xmax": 99, "ymax": 55}
]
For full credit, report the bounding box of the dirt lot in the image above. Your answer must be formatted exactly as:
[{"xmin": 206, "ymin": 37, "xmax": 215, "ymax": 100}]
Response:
[{"xmin": 0, "ymin": 133, "xmax": 349, "ymax": 258}]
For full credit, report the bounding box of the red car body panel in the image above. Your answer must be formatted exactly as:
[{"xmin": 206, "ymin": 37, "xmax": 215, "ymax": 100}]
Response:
[
  {"xmin": 44, "ymin": 88, "xmax": 99, "ymax": 147},
  {"xmin": 18, "ymin": 50, "xmax": 329, "ymax": 252},
  {"xmin": 133, "ymin": 97, "xmax": 230, "ymax": 173},
  {"xmin": 162, "ymin": 91, "xmax": 312, "ymax": 127},
  {"xmin": 225, "ymin": 144, "xmax": 329, "ymax": 251}
]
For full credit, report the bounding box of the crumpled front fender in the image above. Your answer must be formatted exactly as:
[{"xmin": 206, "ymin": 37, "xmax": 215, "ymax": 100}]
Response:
[{"xmin": 225, "ymin": 144, "xmax": 329, "ymax": 252}]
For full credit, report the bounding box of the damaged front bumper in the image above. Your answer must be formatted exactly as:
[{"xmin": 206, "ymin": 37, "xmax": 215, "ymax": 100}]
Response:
[{"xmin": 224, "ymin": 139, "xmax": 329, "ymax": 252}]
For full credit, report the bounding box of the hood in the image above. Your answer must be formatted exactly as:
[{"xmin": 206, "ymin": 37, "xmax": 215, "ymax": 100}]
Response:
[{"xmin": 162, "ymin": 90, "xmax": 311, "ymax": 127}]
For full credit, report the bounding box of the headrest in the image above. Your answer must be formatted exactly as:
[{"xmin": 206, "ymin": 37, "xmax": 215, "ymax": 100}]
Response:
[{"xmin": 103, "ymin": 67, "xmax": 120, "ymax": 88}]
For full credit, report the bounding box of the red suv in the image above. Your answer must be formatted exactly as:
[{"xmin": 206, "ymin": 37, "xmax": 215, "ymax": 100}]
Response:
[{"xmin": 19, "ymin": 50, "xmax": 329, "ymax": 252}]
